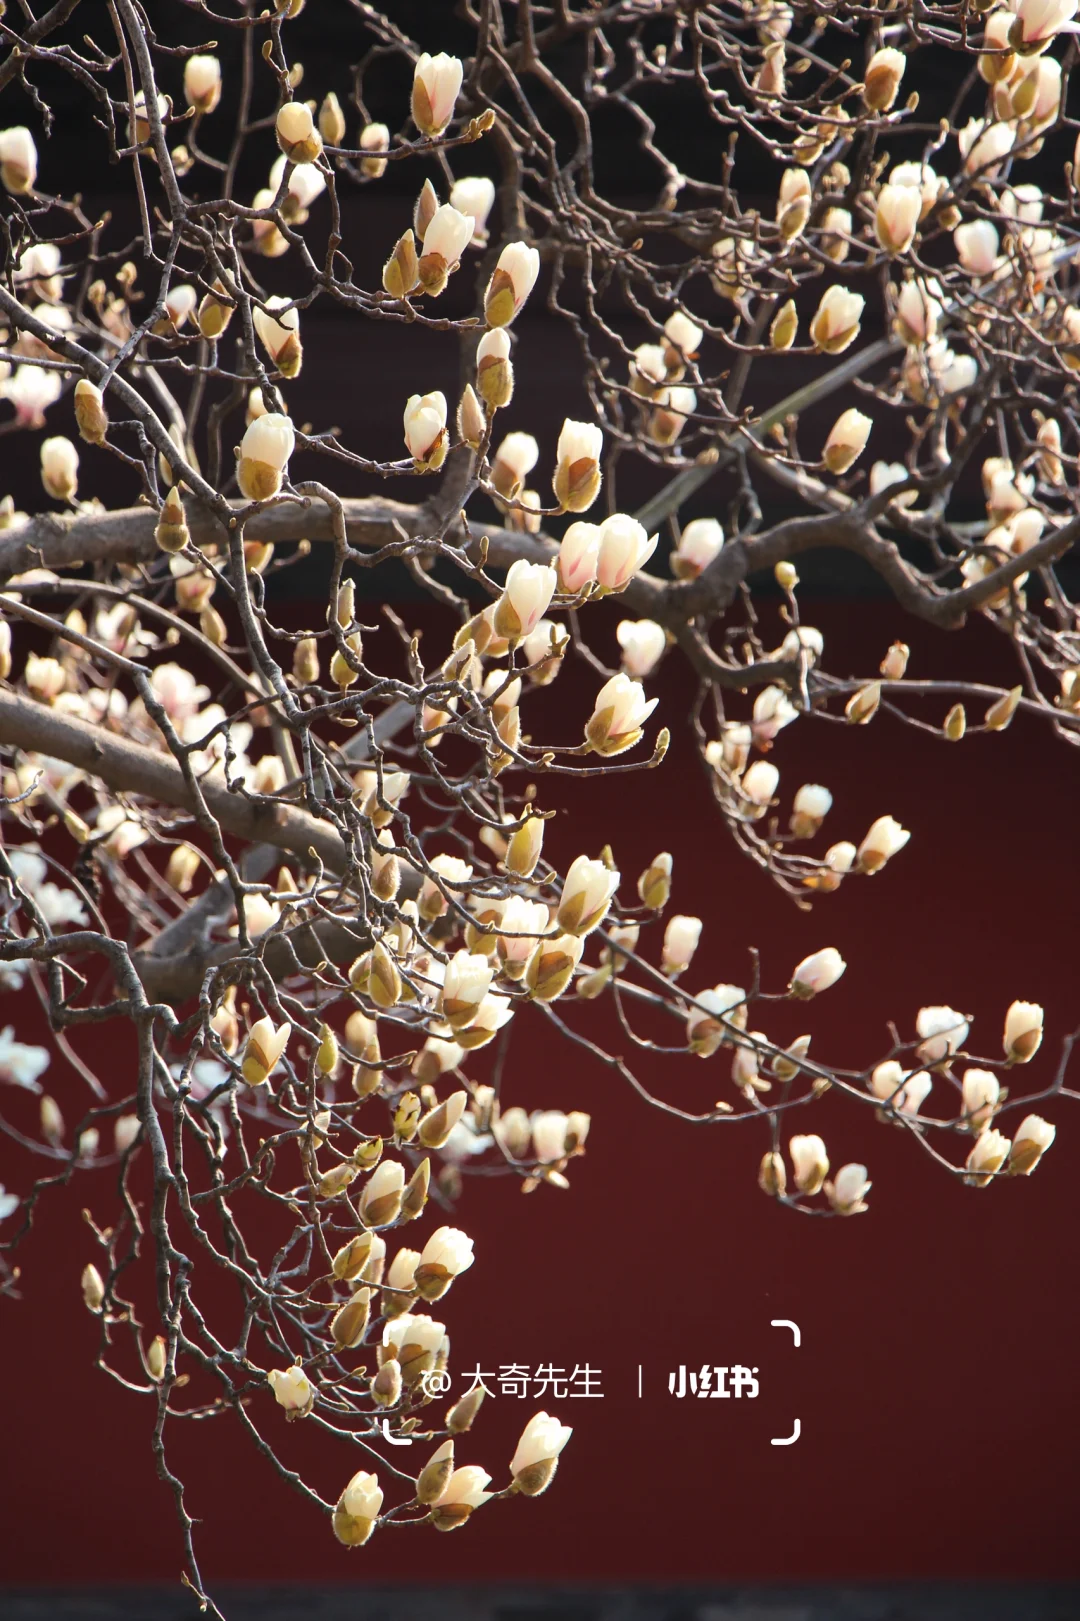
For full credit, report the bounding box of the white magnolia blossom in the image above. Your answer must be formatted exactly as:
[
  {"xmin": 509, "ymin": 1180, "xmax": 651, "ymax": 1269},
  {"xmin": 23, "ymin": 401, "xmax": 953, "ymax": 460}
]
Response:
[
  {"xmin": 741, "ymin": 759, "xmax": 779, "ymax": 808},
  {"xmin": 1008, "ymin": 1114, "xmax": 1056, "ymax": 1175},
  {"xmin": 403, "ymin": 391, "xmax": 448, "ymax": 464},
  {"xmin": 557, "ymin": 854, "xmax": 620, "ymax": 936},
  {"xmin": 449, "ymin": 176, "xmax": 496, "ymax": 243},
  {"xmin": 0, "ymin": 1027, "xmax": 51, "ymax": 1092},
  {"xmin": 662, "ymin": 914, "xmax": 702, "ymax": 975},
  {"xmin": 558, "ymin": 521, "xmax": 603, "ymax": 593},
  {"xmin": 961, "ymin": 1069, "xmax": 1001, "ymax": 1134},
  {"xmin": 596, "ymin": 515, "xmax": 657, "ymax": 591},
  {"xmin": 916, "ymin": 1005, "xmax": 970, "ymax": 1064},
  {"xmin": 789, "ymin": 1134, "xmax": 829, "ymax": 1195},
  {"xmin": 422, "ymin": 203, "xmax": 474, "ymax": 266},
  {"xmin": 585, "ymin": 672, "xmax": 658, "ymax": 755},
  {"xmin": 672, "ymin": 517, "xmax": 724, "ymax": 579},
  {"xmin": 493, "ymin": 559, "xmax": 557, "ymax": 640},
  {"xmin": 0, "ymin": 1185, "xmax": 19, "ymax": 1223},
  {"xmin": 553, "ymin": 418, "xmax": 603, "ymax": 512},
  {"xmin": 0, "ymin": 126, "xmax": 37, "ymax": 192},
  {"xmin": 413, "ymin": 53, "xmax": 464, "ymax": 136},
  {"xmin": 485, "ymin": 241, "xmax": 540, "ymax": 324},
  {"xmin": 616, "ymin": 618, "xmax": 666, "ymax": 678},
  {"xmin": 510, "ymin": 1412, "xmax": 573, "ymax": 1485},
  {"xmin": 825, "ymin": 1163, "xmax": 871, "ymax": 1214},
  {"xmin": 1003, "ymin": 1000, "xmax": 1044, "ymax": 1063},
  {"xmin": 791, "ymin": 947, "xmax": 846, "ymax": 997},
  {"xmin": 268, "ymin": 1366, "xmax": 313, "ymax": 1413},
  {"xmin": 418, "ymin": 1226, "xmax": 475, "ymax": 1278}
]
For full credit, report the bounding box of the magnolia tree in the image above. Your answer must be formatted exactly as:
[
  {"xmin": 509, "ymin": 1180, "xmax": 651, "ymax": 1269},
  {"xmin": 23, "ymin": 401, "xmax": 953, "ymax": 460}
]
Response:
[{"xmin": 1, "ymin": 0, "xmax": 1079, "ymax": 1606}]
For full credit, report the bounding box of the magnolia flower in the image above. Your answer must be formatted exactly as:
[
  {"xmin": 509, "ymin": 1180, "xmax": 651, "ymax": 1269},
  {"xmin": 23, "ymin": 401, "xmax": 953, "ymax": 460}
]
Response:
[
  {"xmin": 1008, "ymin": 1115, "xmax": 1056, "ymax": 1176},
  {"xmin": 595, "ymin": 514, "xmax": 657, "ymax": 591},
  {"xmin": 416, "ymin": 1226, "xmax": 475, "ymax": 1299},
  {"xmin": 276, "ymin": 100, "xmax": 322, "ymax": 165},
  {"xmin": 741, "ymin": 759, "xmax": 779, "ymax": 809},
  {"xmin": 413, "ymin": 52, "xmax": 464, "ymax": 137},
  {"xmin": 662, "ymin": 914, "xmax": 702, "ymax": 976},
  {"xmin": 790, "ymin": 783, "xmax": 832, "ymax": 838},
  {"xmin": 442, "ymin": 951, "xmax": 494, "ymax": 1027},
  {"xmin": 630, "ymin": 342, "xmax": 668, "ymax": 396},
  {"xmin": 616, "ymin": 619, "xmax": 666, "ymax": 678},
  {"xmin": 557, "ymin": 854, "xmax": 620, "ymax": 935},
  {"xmin": 421, "ymin": 203, "xmax": 473, "ymax": 276},
  {"xmin": 497, "ymin": 897, "xmax": 551, "ymax": 978},
  {"xmin": 2, "ymin": 365, "xmax": 62, "ymax": 427},
  {"xmin": 870, "ymin": 460, "xmax": 918, "ymax": 508},
  {"xmin": 15, "ymin": 241, "xmax": 63, "ymax": 301},
  {"xmin": 664, "ymin": 311, "xmax": 703, "ymax": 364},
  {"xmin": 825, "ymin": 1163, "xmax": 871, "ymax": 1214},
  {"xmin": 0, "ymin": 1186, "xmax": 19, "ymax": 1223},
  {"xmin": 671, "ymin": 517, "xmax": 723, "ymax": 579},
  {"xmin": 751, "ymin": 685, "xmax": 798, "ymax": 744},
  {"xmin": 893, "ymin": 280, "xmax": 942, "ymax": 348},
  {"xmin": 585, "ymin": 672, "xmax": 658, "ymax": 756},
  {"xmin": 237, "ymin": 412, "xmax": 294, "ymax": 501},
  {"xmin": 823, "ymin": 408, "xmax": 872, "ymax": 474},
  {"xmin": 790, "ymin": 947, "xmax": 846, "ymax": 998},
  {"xmin": 789, "ymin": 1134, "xmax": 829, "ymax": 1195},
  {"xmin": 810, "ymin": 286, "xmax": 864, "ymax": 354},
  {"xmin": 954, "ymin": 220, "xmax": 999, "ymax": 277},
  {"xmin": 184, "ymin": 54, "xmax": 222, "ymax": 114},
  {"xmin": 857, "ymin": 815, "xmax": 910, "ymax": 873},
  {"xmin": 1012, "ymin": 0, "xmax": 1078, "ymax": 50},
  {"xmin": 649, "ymin": 384, "xmax": 696, "ymax": 445},
  {"xmin": 268, "ymin": 1366, "xmax": 314, "ymax": 1415},
  {"xmin": 492, "ymin": 430, "xmax": 540, "ymax": 499},
  {"xmin": 253, "ymin": 296, "xmax": 302, "ymax": 377},
  {"xmin": 1004, "ymin": 1000, "xmax": 1043, "ymax": 1063},
  {"xmin": 492, "ymin": 559, "xmax": 557, "ymax": 641},
  {"xmin": 960, "ymin": 118, "xmax": 1014, "ymax": 176},
  {"xmin": 0, "ymin": 126, "xmax": 37, "ymax": 193},
  {"xmin": 359, "ymin": 1158, "xmax": 406, "ymax": 1227},
  {"xmin": 686, "ymin": 983, "xmax": 747, "ymax": 1056},
  {"xmin": 510, "ymin": 1412, "xmax": 573, "ymax": 1494},
  {"xmin": 431, "ymin": 1465, "xmax": 494, "ymax": 1530},
  {"xmin": 333, "ymin": 1470, "xmax": 383, "ymax": 1546},
  {"xmin": 553, "ymin": 419, "xmax": 603, "ymax": 512},
  {"xmin": 24, "ymin": 652, "xmax": 66, "ymax": 702},
  {"xmin": 241, "ymin": 1016, "xmax": 291, "ymax": 1085},
  {"xmin": 269, "ymin": 153, "xmax": 326, "ymax": 215},
  {"xmin": 890, "ymin": 161, "xmax": 945, "ymax": 219},
  {"xmin": 449, "ymin": 176, "xmax": 496, "ymax": 244},
  {"xmin": 558, "ymin": 521, "xmax": 602, "ymax": 593},
  {"xmin": 530, "ymin": 1110, "xmax": 571, "ymax": 1163},
  {"xmin": 485, "ymin": 241, "xmax": 540, "ymax": 326},
  {"xmin": 403, "ymin": 391, "xmax": 448, "ymax": 469},
  {"xmin": 40, "ymin": 437, "xmax": 79, "ymax": 503},
  {"xmin": 916, "ymin": 1006, "xmax": 970, "ymax": 1065},
  {"xmin": 0, "ymin": 1027, "xmax": 50, "ymax": 1092},
  {"xmin": 965, "ymin": 1128, "xmax": 1011, "ymax": 1187},
  {"xmin": 864, "ymin": 46, "xmax": 906, "ymax": 111},
  {"xmin": 875, "ymin": 184, "xmax": 920, "ymax": 256}
]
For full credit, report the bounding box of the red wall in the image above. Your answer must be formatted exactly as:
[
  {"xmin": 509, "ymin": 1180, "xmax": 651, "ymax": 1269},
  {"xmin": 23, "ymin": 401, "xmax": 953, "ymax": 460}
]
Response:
[{"xmin": 2, "ymin": 597, "xmax": 1078, "ymax": 1586}]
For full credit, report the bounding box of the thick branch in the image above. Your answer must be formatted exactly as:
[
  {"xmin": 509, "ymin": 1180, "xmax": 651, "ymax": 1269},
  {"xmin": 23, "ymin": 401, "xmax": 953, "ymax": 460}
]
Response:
[{"xmin": 0, "ymin": 689, "xmax": 347, "ymax": 872}]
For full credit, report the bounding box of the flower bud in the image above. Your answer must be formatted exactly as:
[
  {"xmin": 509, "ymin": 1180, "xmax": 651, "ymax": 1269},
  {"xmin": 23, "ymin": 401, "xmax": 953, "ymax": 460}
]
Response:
[
  {"xmin": 242, "ymin": 1016, "xmax": 291, "ymax": 1085},
  {"xmin": 810, "ymin": 286, "xmax": 864, "ymax": 355},
  {"xmin": 824, "ymin": 1163, "xmax": 871, "ymax": 1214},
  {"xmin": 40, "ymin": 436, "xmax": 78, "ymax": 502},
  {"xmin": 985, "ymin": 686, "xmax": 1021, "ymax": 731},
  {"xmin": 769, "ymin": 298, "xmax": 798, "ymax": 351},
  {"xmin": 557, "ymin": 854, "xmax": 620, "ymax": 936},
  {"xmin": 331, "ymin": 1287, "xmax": 372, "ymax": 1350},
  {"xmin": 823, "ymin": 408, "xmax": 872, "ymax": 474},
  {"xmin": 237, "ymin": 412, "xmax": 295, "ymax": 501},
  {"xmin": 415, "ymin": 1225, "xmax": 475, "ymax": 1301},
  {"xmin": 430, "ymin": 1465, "xmax": 494, "ymax": 1531},
  {"xmin": 359, "ymin": 1158, "xmax": 405, "ymax": 1227},
  {"xmin": 856, "ymin": 814, "xmax": 910, "ymax": 874},
  {"xmin": 511, "ymin": 1412, "xmax": 572, "ymax": 1496},
  {"xmin": 637, "ymin": 852, "xmax": 672, "ymax": 910},
  {"xmin": 863, "ymin": 46, "xmax": 905, "ymax": 112},
  {"xmin": 146, "ymin": 1335, "xmax": 167, "ymax": 1382},
  {"xmin": 525, "ymin": 932, "xmax": 584, "ymax": 1001},
  {"xmin": 412, "ymin": 52, "xmax": 464, "ymax": 138},
  {"xmin": 333, "ymin": 1233, "xmax": 376, "ymax": 1281},
  {"xmin": 0, "ymin": 125, "xmax": 38, "ymax": 194},
  {"xmin": 1007, "ymin": 1114, "xmax": 1055, "ymax": 1176},
  {"xmin": 484, "ymin": 242, "xmax": 540, "ymax": 327},
  {"xmin": 404, "ymin": 390, "xmax": 448, "ymax": 470},
  {"xmin": 417, "ymin": 1090, "xmax": 468, "ymax": 1149},
  {"xmin": 845, "ymin": 680, "xmax": 881, "ymax": 724},
  {"xmin": 585, "ymin": 672, "xmax": 658, "ymax": 757},
  {"xmin": 789, "ymin": 1134, "xmax": 829, "ymax": 1195},
  {"xmin": 371, "ymin": 1358, "xmax": 402, "ymax": 1407},
  {"xmin": 944, "ymin": 703, "xmax": 966, "ymax": 740},
  {"xmin": 1003, "ymin": 1000, "xmax": 1043, "ymax": 1063},
  {"xmin": 759, "ymin": 1151, "xmax": 787, "ymax": 1197},
  {"xmin": 790, "ymin": 783, "xmax": 832, "ymax": 839},
  {"xmin": 333, "ymin": 1470, "xmax": 383, "ymax": 1546},
  {"xmin": 185, "ymin": 54, "xmax": 222, "ymax": 115},
  {"xmin": 506, "ymin": 812, "xmax": 545, "ymax": 876},
  {"xmin": 965, "ymin": 1128, "xmax": 1011, "ymax": 1188},
  {"xmin": 319, "ymin": 91, "xmax": 346, "ymax": 147},
  {"xmin": 360, "ymin": 122, "xmax": 389, "ymax": 178},
  {"xmin": 553, "ymin": 419, "xmax": 603, "ymax": 513},
  {"xmin": 72, "ymin": 379, "xmax": 108, "ymax": 446},
  {"xmin": 268, "ymin": 1365, "xmax": 314, "ymax": 1415},
  {"xmin": 476, "ymin": 326, "xmax": 514, "ymax": 409},
  {"xmin": 383, "ymin": 229, "xmax": 420, "ymax": 298},
  {"xmin": 276, "ymin": 100, "xmax": 323, "ymax": 166},
  {"xmin": 790, "ymin": 947, "xmax": 846, "ymax": 998},
  {"xmin": 82, "ymin": 1263, "xmax": 105, "ymax": 1312}
]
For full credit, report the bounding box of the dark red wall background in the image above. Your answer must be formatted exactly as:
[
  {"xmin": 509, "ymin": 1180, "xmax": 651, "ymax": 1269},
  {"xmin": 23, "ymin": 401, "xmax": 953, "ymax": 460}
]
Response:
[{"xmin": 2, "ymin": 599, "xmax": 1078, "ymax": 1586}]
